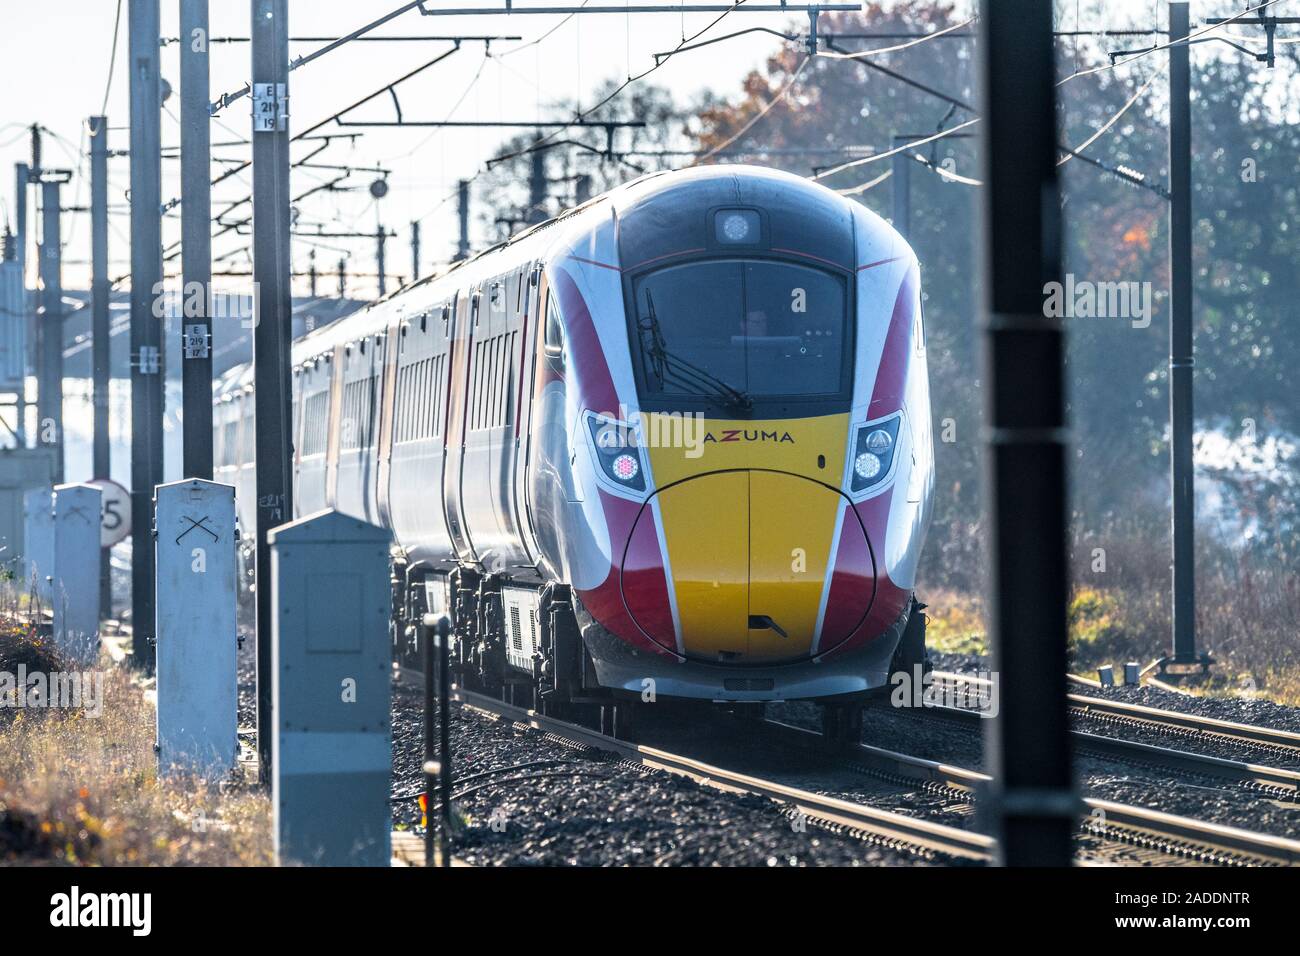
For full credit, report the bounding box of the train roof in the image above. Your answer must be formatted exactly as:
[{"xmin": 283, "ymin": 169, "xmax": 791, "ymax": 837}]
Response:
[{"xmin": 214, "ymin": 165, "xmax": 892, "ymax": 401}]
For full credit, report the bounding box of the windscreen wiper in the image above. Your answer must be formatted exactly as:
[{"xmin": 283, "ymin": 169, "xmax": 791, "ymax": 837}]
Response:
[{"xmin": 640, "ymin": 290, "xmax": 753, "ymax": 412}]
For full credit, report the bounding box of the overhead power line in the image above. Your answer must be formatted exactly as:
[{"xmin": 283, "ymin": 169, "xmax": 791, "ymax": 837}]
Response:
[
  {"xmin": 1056, "ymin": 0, "xmax": 1285, "ymax": 86},
  {"xmin": 1057, "ymin": 65, "xmax": 1164, "ymax": 169},
  {"xmin": 815, "ymin": 16, "xmax": 976, "ymax": 60},
  {"xmin": 834, "ymin": 167, "xmax": 892, "ymax": 197},
  {"xmin": 812, "ymin": 119, "xmax": 982, "ymax": 182},
  {"xmin": 419, "ymin": 2, "xmax": 860, "ymax": 14},
  {"xmin": 209, "ymin": 0, "xmax": 432, "ymax": 114},
  {"xmin": 693, "ymin": 56, "xmax": 811, "ymax": 165},
  {"xmin": 100, "ymin": 0, "xmax": 124, "ymax": 116},
  {"xmin": 485, "ymin": 0, "xmax": 754, "ymax": 167}
]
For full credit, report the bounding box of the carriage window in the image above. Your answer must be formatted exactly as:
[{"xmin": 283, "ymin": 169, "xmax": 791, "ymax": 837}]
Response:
[
  {"xmin": 915, "ymin": 294, "xmax": 927, "ymax": 353},
  {"xmin": 544, "ymin": 294, "xmax": 565, "ymax": 363},
  {"xmin": 302, "ymin": 391, "xmax": 330, "ymax": 455},
  {"xmin": 470, "ymin": 331, "xmax": 517, "ymax": 431},
  {"xmin": 630, "ymin": 259, "xmax": 848, "ymax": 403}
]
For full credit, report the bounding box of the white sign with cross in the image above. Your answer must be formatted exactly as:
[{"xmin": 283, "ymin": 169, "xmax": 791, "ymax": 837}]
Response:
[{"xmin": 155, "ymin": 479, "xmax": 238, "ymax": 779}]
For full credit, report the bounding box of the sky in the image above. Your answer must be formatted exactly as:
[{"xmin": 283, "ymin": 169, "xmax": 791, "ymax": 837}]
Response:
[
  {"xmin": 3, "ymin": 0, "xmax": 935, "ymax": 297},
  {"xmin": 0, "ymin": 1, "xmax": 1282, "ymax": 298}
]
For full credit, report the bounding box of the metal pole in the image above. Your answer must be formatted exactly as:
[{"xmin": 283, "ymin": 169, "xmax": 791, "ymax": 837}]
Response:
[
  {"xmin": 456, "ymin": 180, "xmax": 470, "ymax": 261},
  {"xmin": 28, "ymin": 123, "xmax": 44, "ymax": 465},
  {"xmin": 180, "ymin": 0, "xmax": 214, "ymax": 480},
  {"xmin": 14, "ymin": 164, "xmax": 29, "ymax": 447},
  {"xmin": 575, "ymin": 173, "xmax": 592, "ymax": 206},
  {"xmin": 891, "ymin": 136, "xmax": 910, "ymax": 241},
  {"xmin": 527, "ymin": 146, "xmax": 547, "ymax": 224},
  {"xmin": 436, "ymin": 613, "xmax": 452, "ymax": 868},
  {"xmin": 37, "ymin": 179, "xmax": 64, "ymax": 484},
  {"xmin": 90, "ymin": 121, "xmax": 111, "ymax": 485},
  {"xmin": 422, "ymin": 616, "xmax": 435, "ymax": 867},
  {"xmin": 129, "ymin": 0, "xmax": 164, "ymax": 673},
  {"xmin": 376, "ymin": 224, "xmax": 387, "ymax": 297},
  {"xmin": 977, "ymin": 0, "xmax": 1075, "ymax": 867},
  {"xmin": 308, "ymin": 248, "xmax": 317, "ymax": 298},
  {"xmin": 1167, "ymin": 0, "xmax": 1198, "ymax": 669},
  {"xmin": 251, "ymin": 0, "xmax": 294, "ymax": 777},
  {"xmin": 90, "ymin": 116, "xmax": 112, "ymax": 616},
  {"xmin": 337, "ymin": 256, "xmax": 346, "ymax": 297},
  {"xmin": 410, "ymin": 221, "xmax": 421, "ymax": 283}
]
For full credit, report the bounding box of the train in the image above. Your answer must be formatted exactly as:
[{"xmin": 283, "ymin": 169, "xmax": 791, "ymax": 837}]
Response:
[{"xmin": 214, "ymin": 164, "xmax": 935, "ymax": 736}]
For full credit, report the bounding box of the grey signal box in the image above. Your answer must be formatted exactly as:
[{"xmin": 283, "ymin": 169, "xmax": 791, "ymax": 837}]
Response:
[
  {"xmin": 270, "ymin": 510, "xmax": 393, "ymax": 867},
  {"xmin": 52, "ymin": 483, "xmax": 102, "ymax": 664},
  {"xmin": 155, "ymin": 479, "xmax": 238, "ymax": 779}
]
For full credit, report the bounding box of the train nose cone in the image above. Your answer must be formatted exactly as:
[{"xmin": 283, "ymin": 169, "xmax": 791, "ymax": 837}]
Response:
[{"xmin": 621, "ymin": 471, "xmax": 873, "ymax": 663}]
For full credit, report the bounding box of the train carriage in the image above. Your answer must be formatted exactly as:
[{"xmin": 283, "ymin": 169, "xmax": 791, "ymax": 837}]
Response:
[{"xmin": 214, "ymin": 165, "xmax": 935, "ymax": 728}]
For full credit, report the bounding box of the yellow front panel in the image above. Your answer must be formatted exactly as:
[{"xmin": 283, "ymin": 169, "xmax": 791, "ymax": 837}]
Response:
[
  {"xmin": 655, "ymin": 471, "xmax": 749, "ymax": 659},
  {"xmin": 643, "ymin": 413, "xmax": 851, "ymax": 663},
  {"xmin": 645, "ymin": 413, "xmax": 850, "ymax": 487},
  {"xmin": 747, "ymin": 471, "xmax": 841, "ymax": 661}
]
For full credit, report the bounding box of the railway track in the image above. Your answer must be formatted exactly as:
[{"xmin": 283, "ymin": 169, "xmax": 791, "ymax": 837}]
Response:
[
  {"xmin": 756, "ymin": 716, "xmax": 1300, "ymax": 866},
  {"xmin": 432, "ymin": 681, "xmax": 1300, "ymax": 866},
  {"xmin": 1068, "ymin": 693, "xmax": 1300, "ymax": 765},
  {"xmin": 451, "ymin": 687, "xmax": 995, "ymax": 863},
  {"xmin": 924, "ymin": 671, "xmax": 1300, "ymax": 800},
  {"xmin": 939, "ymin": 670, "xmax": 1300, "ymax": 754}
]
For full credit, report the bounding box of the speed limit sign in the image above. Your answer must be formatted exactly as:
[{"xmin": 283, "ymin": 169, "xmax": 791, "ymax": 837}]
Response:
[{"xmin": 88, "ymin": 478, "xmax": 132, "ymax": 547}]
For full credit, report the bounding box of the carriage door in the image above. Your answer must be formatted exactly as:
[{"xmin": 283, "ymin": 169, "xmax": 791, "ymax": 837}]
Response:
[
  {"xmin": 442, "ymin": 290, "xmax": 477, "ymax": 564},
  {"xmin": 459, "ymin": 276, "xmax": 516, "ymax": 571}
]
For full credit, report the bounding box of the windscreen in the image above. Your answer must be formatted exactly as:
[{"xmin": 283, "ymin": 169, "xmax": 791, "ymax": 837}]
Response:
[{"xmin": 630, "ymin": 259, "xmax": 849, "ymax": 404}]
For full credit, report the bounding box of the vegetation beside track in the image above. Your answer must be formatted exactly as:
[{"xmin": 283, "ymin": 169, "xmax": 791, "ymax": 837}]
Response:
[
  {"xmin": 922, "ymin": 520, "xmax": 1300, "ymax": 706},
  {"xmin": 0, "ymin": 615, "xmax": 270, "ymax": 865}
]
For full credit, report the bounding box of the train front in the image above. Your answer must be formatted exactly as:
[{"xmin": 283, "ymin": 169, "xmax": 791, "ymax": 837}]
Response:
[{"xmin": 543, "ymin": 166, "xmax": 934, "ymax": 703}]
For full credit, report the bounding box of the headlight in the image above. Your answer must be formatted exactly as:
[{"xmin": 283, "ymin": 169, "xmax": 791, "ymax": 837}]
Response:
[
  {"xmin": 854, "ymin": 452, "xmax": 882, "ymax": 480},
  {"xmin": 586, "ymin": 415, "xmax": 646, "ymax": 492},
  {"xmin": 850, "ymin": 415, "xmax": 901, "ymax": 493},
  {"xmin": 611, "ymin": 454, "xmax": 640, "ymax": 482},
  {"xmin": 865, "ymin": 429, "xmax": 893, "ymax": 454},
  {"xmin": 714, "ymin": 208, "xmax": 760, "ymax": 245}
]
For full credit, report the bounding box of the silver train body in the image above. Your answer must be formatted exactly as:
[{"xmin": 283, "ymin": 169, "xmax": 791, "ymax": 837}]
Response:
[{"xmin": 214, "ymin": 165, "xmax": 935, "ymax": 705}]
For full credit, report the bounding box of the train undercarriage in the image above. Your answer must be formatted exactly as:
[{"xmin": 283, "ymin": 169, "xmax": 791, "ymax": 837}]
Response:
[{"xmin": 389, "ymin": 557, "xmax": 930, "ymax": 744}]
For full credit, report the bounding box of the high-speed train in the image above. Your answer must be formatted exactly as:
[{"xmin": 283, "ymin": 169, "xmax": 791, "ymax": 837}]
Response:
[{"xmin": 214, "ymin": 165, "xmax": 935, "ymax": 731}]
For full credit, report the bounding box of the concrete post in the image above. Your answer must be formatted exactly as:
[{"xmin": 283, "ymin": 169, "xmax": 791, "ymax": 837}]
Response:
[
  {"xmin": 22, "ymin": 486, "xmax": 53, "ymax": 603},
  {"xmin": 52, "ymin": 483, "xmax": 102, "ymax": 664},
  {"xmin": 155, "ymin": 479, "xmax": 238, "ymax": 778}
]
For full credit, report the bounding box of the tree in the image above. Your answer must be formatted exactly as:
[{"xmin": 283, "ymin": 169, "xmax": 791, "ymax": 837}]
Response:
[
  {"xmin": 472, "ymin": 81, "xmax": 692, "ymax": 241},
  {"xmin": 689, "ymin": 1, "xmax": 1300, "ymax": 571}
]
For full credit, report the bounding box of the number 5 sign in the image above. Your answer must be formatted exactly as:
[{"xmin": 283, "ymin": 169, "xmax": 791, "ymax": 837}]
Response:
[{"xmin": 88, "ymin": 478, "xmax": 132, "ymax": 547}]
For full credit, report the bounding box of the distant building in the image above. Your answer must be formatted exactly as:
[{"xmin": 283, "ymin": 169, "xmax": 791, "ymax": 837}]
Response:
[{"xmin": 45, "ymin": 289, "xmax": 368, "ymax": 487}]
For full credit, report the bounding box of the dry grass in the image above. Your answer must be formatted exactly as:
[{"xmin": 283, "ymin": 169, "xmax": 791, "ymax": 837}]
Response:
[
  {"xmin": 920, "ymin": 521, "xmax": 1300, "ymax": 707},
  {"xmin": 0, "ymin": 621, "xmax": 271, "ymax": 866},
  {"xmin": 922, "ymin": 588, "xmax": 988, "ymax": 657}
]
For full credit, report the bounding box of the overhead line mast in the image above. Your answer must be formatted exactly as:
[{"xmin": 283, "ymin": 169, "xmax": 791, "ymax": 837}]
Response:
[
  {"xmin": 128, "ymin": 0, "xmax": 164, "ymax": 673},
  {"xmin": 250, "ymin": 0, "xmax": 294, "ymax": 777},
  {"xmin": 180, "ymin": 0, "xmax": 214, "ymax": 481},
  {"xmin": 978, "ymin": 0, "xmax": 1075, "ymax": 867}
]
